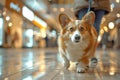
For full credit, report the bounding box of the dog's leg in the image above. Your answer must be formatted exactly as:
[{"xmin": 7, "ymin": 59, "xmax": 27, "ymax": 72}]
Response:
[
  {"xmin": 59, "ymin": 48, "xmax": 70, "ymax": 69},
  {"xmin": 76, "ymin": 57, "xmax": 89, "ymax": 73},
  {"xmin": 61, "ymin": 53, "xmax": 70, "ymax": 69}
]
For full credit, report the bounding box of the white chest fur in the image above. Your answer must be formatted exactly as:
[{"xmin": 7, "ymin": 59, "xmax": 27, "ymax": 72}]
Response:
[{"xmin": 65, "ymin": 41, "xmax": 86, "ymax": 62}]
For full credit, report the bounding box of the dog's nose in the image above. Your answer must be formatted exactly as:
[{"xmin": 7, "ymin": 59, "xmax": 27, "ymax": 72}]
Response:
[{"xmin": 75, "ymin": 35, "xmax": 80, "ymax": 40}]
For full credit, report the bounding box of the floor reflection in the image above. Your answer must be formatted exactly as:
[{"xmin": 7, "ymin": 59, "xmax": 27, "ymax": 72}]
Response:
[
  {"xmin": 0, "ymin": 55, "xmax": 2, "ymax": 76},
  {"xmin": 23, "ymin": 76, "xmax": 32, "ymax": 80},
  {"xmin": 0, "ymin": 48, "xmax": 120, "ymax": 80}
]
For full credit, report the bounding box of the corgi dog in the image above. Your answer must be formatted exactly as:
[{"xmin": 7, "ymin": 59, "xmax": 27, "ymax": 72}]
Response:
[{"xmin": 58, "ymin": 11, "xmax": 98, "ymax": 73}]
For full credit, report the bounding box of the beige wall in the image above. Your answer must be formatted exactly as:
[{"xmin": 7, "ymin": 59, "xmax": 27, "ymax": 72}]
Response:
[{"xmin": 10, "ymin": 11, "xmax": 23, "ymax": 48}]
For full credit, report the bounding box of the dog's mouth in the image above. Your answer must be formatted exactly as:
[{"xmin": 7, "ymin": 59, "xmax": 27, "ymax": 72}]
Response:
[{"xmin": 74, "ymin": 40, "xmax": 80, "ymax": 43}]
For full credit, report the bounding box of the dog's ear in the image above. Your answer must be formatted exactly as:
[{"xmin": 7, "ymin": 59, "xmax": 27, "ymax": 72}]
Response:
[
  {"xmin": 59, "ymin": 13, "xmax": 71, "ymax": 28},
  {"xmin": 82, "ymin": 11, "xmax": 95, "ymax": 25}
]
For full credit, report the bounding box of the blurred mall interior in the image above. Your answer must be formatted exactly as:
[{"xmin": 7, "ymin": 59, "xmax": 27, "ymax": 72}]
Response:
[
  {"xmin": 0, "ymin": 0, "xmax": 120, "ymax": 80},
  {"xmin": 0, "ymin": 0, "xmax": 120, "ymax": 49}
]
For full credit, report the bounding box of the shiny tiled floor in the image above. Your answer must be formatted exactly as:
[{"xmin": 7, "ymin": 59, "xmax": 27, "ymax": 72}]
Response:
[{"xmin": 0, "ymin": 48, "xmax": 120, "ymax": 80}]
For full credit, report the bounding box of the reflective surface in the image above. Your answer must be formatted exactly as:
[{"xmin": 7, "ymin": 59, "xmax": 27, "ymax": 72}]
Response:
[{"xmin": 0, "ymin": 48, "xmax": 120, "ymax": 80}]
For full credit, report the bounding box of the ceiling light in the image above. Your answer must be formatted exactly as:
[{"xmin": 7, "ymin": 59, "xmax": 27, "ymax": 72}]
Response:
[
  {"xmin": 116, "ymin": 0, "xmax": 120, "ymax": 3},
  {"xmin": 116, "ymin": 13, "xmax": 120, "ymax": 18},
  {"xmin": 22, "ymin": 6, "xmax": 34, "ymax": 21},
  {"xmin": 108, "ymin": 22, "xmax": 115, "ymax": 29},
  {"xmin": 6, "ymin": 16, "xmax": 10, "ymax": 21},
  {"xmin": 8, "ymin": 22, "xmax": 13, "ymax": 27}
]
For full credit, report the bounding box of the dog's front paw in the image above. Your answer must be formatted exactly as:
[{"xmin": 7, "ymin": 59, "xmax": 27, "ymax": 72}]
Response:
[
  {"xmin": 63, "ymin": 61, "xmax": 70, "ymax": 69},
  {"xmin": 76, "ymin": 62, "xmax": 89, "ymax": 73}
]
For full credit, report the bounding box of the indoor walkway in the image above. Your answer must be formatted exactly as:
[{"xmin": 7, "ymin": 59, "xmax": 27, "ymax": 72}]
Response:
[{"xmin": 0, "ymin": 48, "xmax": 120, "ymax": 80}]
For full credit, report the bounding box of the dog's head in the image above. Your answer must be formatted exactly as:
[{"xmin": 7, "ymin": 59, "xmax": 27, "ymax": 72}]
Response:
[{"xmin": 59, "ymin": 11, "xmax": 95, "ymax": 43}]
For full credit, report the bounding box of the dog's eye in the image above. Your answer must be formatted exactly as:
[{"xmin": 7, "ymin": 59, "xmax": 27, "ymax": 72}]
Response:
[
  {"xmin": 69, "ymin": 27, "xmax": 74, "ymax": 32},
  {"xmin": 80, "ymin": 27, "xmax": 84, "ymax": 31}
]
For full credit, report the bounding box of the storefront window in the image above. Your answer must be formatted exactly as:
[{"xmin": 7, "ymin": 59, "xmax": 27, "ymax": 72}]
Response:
[
  {"xmin": 0, "ymin": 18, "xmax": 3, "ymax": 46},
  {"xmin": 23, "ymin": 29, "xmax": 33, "ymax": 47}
]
